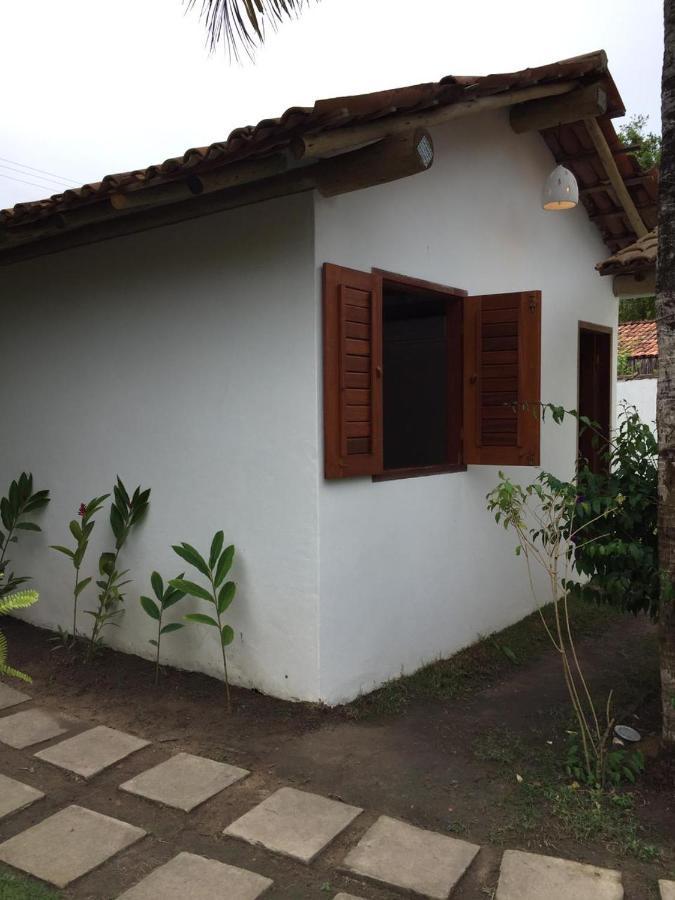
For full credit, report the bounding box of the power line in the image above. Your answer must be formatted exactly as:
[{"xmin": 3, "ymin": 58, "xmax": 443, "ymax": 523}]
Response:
[
  {"xmin": 0, "ymin": 156, "xmax": 80, "ymax": 185},
  {"xmin": 0, "ymin": 172, "xmax": 60, "ymax": 192},
  {"xmin": 0, "ymin": 162, "xmax": 73, "ymax": 189}
]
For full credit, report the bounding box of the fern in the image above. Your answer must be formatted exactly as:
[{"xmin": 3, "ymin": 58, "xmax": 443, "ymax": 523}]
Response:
[{"xmin": 0, "ymin": 589, "xmax": 38, "ymax": 682}]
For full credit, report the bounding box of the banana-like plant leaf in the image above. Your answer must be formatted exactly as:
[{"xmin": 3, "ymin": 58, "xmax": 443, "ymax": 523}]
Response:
[
  {"xmin": 160, "ymin": 622, "xmax": 184, "ymax": 634},
  {"xmin": 185, "ymin": 612, "xmax": 219, "ymax": 628},
  {"xmin": 209, "ymin": 531, "xmax": 225, "ymax": 570},
  {"xmin": 140, "ymin": 595, "xmax": 160, "ymax": 620},
  {"xmin": 16, "ymin": 522, "xmax": 41, "ymax": 532},
  {"xmin": 51, "ymin": 545, "xmax": 75, "ymax": 559},
  {"xmin": 169, "ymin": 578, "xmax": 213, "ymax": 603},
  {"xmin": 221, "ymin": 624, "xmax": 235, "ymax": 646},
  {"xmin": 150, "ymin": 571, "xmax": 164, "ymax": 601},
  {"xmin": 172, "ymin": 543, "xmax": 210, "ymax": 578},
  {"xmin": 75, "ymin": 577, "xmax": 92, "ymax": 597},
  {"xmin": 214, "ymin": 544, "xmax": 235, "ymax": 586},
  {"xmin": 149, "ymin": 639, "xmax": 158, "ymax": 647},
  {"xmin": 218, "ymin": 580, "xmax": 236, "ymax": 614}
]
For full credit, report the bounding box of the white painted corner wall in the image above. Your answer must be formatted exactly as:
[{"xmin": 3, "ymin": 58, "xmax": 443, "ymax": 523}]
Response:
[
  {"xmin": 313, "ymin": 109, "xmax": 618, "ymax": 704},
  {"xmin": 0, "ymin": 192, "xmax": 322, "ymax": 702}
]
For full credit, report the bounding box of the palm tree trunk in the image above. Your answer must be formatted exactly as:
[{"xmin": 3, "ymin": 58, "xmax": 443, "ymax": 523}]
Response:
[{"xmin": 658, "ymin": 0, "xmax": 675, "ymax": 745}]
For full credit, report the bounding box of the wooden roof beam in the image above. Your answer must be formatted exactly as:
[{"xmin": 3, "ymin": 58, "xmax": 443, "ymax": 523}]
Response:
[
  {"xmin": 583, "ymin": 117, "xmax": 648, "ymax": 238},
  {"xmin": 510, "ymin": 83, "xmax": 607, "ymax": 133},
  {"xmin": 292, "ymin": 80, "xmax": 578, "ymax": 159}
]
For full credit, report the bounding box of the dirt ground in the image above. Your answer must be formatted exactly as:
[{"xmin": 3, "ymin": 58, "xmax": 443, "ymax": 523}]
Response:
[{"xmin": 1, "ymin": 613, "xmax": 673, "ymax": 899}]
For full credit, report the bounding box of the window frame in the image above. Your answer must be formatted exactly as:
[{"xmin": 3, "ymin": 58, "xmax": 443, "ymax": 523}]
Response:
[{"xmin": 371, "ymin": 269, "xmax": 468, "ymax": 482}]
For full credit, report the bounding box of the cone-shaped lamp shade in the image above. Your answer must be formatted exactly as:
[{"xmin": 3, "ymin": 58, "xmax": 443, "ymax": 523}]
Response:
[{"xmin": 542, "ymin": 164, "xmax": 579, "ymax": 210}]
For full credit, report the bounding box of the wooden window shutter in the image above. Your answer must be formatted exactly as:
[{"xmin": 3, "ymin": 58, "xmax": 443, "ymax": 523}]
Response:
[
  {"xmin": 323, "ymin": 263, "xmax": 383, "ymax": 478},
  {"xmin": 463, "ymin": 291, "xmax": 541, "ymax": 466}
]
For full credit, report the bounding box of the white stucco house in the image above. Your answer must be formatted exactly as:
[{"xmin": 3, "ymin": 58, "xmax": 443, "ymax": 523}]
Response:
[{"xmin": 0, "ymin": 51, "xmax": 658, "ymax": 703}]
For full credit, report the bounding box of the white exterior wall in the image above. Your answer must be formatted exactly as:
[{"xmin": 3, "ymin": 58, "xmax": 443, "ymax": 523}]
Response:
[
  {"xmin": 0, "ymin": 193, "xmax": 322, "ymax": 702},
  {"xmin": 617, "ymin": 377, "xmax": 657, "ymax": 429},
  {"xmin": 314, "ymin": 110, "xmax": 617, "ymax": 704},
  {"xmin": 1, "ymin": 109, "xmax": 618, "ymax": 705}
]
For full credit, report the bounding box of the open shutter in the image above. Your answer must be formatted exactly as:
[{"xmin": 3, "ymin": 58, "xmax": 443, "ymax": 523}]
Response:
[
  {"xmin": 323, "ymin": 263, "xmax": 383, "ymax": 478},
  {"xmin": 463, "ymin": 291, "xmax": 541, "ymax": 466}
]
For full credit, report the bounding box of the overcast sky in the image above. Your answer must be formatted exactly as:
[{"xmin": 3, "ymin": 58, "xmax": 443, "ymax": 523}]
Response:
[{"xmin": 0, "ymin": 0, "xmax": 663, "ymax": 210}]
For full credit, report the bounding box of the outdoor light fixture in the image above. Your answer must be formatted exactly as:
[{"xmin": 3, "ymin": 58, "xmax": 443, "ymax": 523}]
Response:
[{"xmin": 542, "ymin": 164, "xmax": 579, "ymax": 211}]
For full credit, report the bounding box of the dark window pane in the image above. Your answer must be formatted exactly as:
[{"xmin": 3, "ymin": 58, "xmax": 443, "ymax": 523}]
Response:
[{"xmin": 383, "ymin": 290, "xmax": 449, "ymax": 470}]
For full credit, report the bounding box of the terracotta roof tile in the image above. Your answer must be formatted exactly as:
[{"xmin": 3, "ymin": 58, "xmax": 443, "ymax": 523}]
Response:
[
  {"xmin": 618, "ymin": 320, "xmax": 658, "ymax": 358},
  {"xmin": 596, "ymin": 228, "xmax": 657, "ymax": 276},
  {"xmin": 0, "ymin": 49, "xmax": 658, "ymax": 261}
]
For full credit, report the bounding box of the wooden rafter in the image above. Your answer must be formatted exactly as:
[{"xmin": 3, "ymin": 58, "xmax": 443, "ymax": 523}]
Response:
[{"xmin": 583, "ymin": 117, "xmax": 648, "ymax": 238}]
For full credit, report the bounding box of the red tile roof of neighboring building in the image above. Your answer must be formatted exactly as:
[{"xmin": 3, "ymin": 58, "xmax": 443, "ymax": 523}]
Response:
[{"xmin": 618, "ymin": 320, "xmax": 658, "ymax": 359}]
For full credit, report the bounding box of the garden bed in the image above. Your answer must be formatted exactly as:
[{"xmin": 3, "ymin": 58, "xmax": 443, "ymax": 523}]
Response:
[{"xmin": 1, "ymin": 600, "xmax": 673, "ymax": 898}]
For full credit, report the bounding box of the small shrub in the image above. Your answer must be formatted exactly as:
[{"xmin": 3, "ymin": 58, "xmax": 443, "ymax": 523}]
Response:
[
  {"xmin": 139, "ymin": 571, "xmax": 186, "ymax": 684},
  {"xmin": 0, "ymin": 473, "xmax": 50, "ymax": 597},
  {"xmin": 170, "ymin": 532, "xmax": 237, "ymax": 712},
  {"xmin": 84, "ymin": 478, "xmax": 150, "ymax": 659}
]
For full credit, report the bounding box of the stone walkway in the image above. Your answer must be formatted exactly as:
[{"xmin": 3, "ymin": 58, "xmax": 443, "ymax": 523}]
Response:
[{"xmin": 0, "ymin": 681, "xmax": 671, "ymax": 899}]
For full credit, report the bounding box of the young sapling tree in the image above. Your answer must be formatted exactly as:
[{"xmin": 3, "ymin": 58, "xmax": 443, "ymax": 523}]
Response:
[
  {"xmin": 139, "ymin": 571, "xmax": 186, "ymax": 683},
  {"xmin": 169, "ymin": 531, "xmax": 236, "ymax": 711}
]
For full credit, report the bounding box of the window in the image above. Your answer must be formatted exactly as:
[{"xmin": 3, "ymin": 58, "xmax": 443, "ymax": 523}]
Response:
[{"xmin": 322, "ymin": 263, "xmax": 541, "ymax": 480}]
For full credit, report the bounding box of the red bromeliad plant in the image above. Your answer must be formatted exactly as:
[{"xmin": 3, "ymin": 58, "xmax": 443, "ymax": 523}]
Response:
[{"xmin": 51, "ymin": 495, "xmax": 109, "ymax": 643}]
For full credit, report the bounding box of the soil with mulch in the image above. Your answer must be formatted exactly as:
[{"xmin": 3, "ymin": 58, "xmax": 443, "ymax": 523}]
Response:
[{"xmin": 1, "ymin": 610, "xmax": 673, "ymax": 900}]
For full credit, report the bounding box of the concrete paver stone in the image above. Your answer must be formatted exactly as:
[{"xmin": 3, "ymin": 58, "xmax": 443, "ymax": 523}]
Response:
[
  {"xmin": 0, "ymin": 773, "xmax": 44, "ymax": 819},
  {"xmin": 0, "ymin": 682, "xmax": 31, "ymax": 711},
  {"xmin": 119, "ymin": 751, "xmax": 248, "ymax": 811},
  {"xmin": 35, "ymin": 725, "xmax": 149, "ymax": 778},
  {"xmin": 333, "ymin": 895, "xmax": 366, "ymax": 899},
  {"xmin": 0, "ymin": 708, "xmax": 74, "ymax": 749},
  {"xmin": 496, "ymin": 850, "xmax": 624, "ymax": 900},
  {"xmin": 116, "ymin": 851, "xmax": 272, "ymax": 899},
  {"xmin": 660, "ymin": 881, "xmax": 675, "ymax": 900},
  {"xmin": 224, "ymin": 786, "xmax": 363, "ymax": 864},
  {"xmin": 342, "ymin": 815, "xmax": 479, "ymax": 899},
  {"xmin": 0, "ymin": 804, "xmax": 146, "ymax": 888}
]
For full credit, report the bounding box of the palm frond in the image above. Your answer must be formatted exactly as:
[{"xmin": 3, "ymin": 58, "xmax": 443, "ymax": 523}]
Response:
[
  {"xmin": 0, "ymin": 589, "xmax": 38, "ymax": 615},
  {"xmin": 186, "ymin": 0, "xmax": 315, "ymax": 57},
  {"xmin": 0, "ymin": 589, "xmax": 38, "ymax": 683}
]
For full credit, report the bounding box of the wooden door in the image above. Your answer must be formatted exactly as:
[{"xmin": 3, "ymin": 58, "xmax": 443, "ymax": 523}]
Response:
[{"xmin": 578, "ymin": 325, "xmax": 611, "ymax": 473}]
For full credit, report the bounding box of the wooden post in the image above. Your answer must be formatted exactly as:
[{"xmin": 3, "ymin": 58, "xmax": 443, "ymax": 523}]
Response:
[{"xmin": 584, "ymin": 117, "xmax": 648, "ymax": 238}]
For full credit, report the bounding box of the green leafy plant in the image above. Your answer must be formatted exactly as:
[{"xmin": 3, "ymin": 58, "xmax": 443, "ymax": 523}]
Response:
[
  {"xmin": 169, "ymin": 532, "xmax": 236, "ymax": 711},
  {"xmin": 0, "ymin": 473, "xmax": 50, "ymax": 598},
  {"xmin": 618, "ymin": 113, "xmax": 662, "ymax": 171},
  {"xmin": 0, "ymin": 589, "xmax": 39, "ymax": 682},
  {"xmin": 140, "ymin": 572, "xmax": 186, "ymax": 684},
  {"xmin": 84, "ymin": 478, "xmax": 150, "ymax": 660},
  {"xmin": 565, "ymin": 733, "xmax": 644, "ymax": 787},
  {"xmin": 569, "ymin": 406, "xmax": 658, "ymax": 620},
  {"xmin": 51, "ymin": 495, "xmax": 109, "ymax": 644}
]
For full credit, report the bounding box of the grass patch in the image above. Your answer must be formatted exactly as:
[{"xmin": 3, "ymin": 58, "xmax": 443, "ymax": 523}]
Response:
[
  {"xmin": 346, "ymin": 597, "xmax": 624, "ymax": 719},
  {"xmin": 473, "ymin": 729, "xmax": 525, "ymax": 766},
  {"xmin": 0, "ymin": 868, "xmax": 61, "ymax": 900}
]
